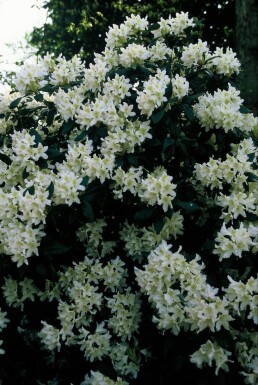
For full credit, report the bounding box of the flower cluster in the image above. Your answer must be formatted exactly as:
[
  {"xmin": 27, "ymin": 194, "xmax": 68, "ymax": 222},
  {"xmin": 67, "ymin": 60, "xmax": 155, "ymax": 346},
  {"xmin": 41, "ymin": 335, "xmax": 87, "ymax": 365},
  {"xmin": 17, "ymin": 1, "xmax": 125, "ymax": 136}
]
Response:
[
  {"xmin": 193, "ymin": 85, "xmax": 257, "ymax": 133},
  {"xmin": 0, "ymin": 11, "xmax": 257, "ymax": 385}
]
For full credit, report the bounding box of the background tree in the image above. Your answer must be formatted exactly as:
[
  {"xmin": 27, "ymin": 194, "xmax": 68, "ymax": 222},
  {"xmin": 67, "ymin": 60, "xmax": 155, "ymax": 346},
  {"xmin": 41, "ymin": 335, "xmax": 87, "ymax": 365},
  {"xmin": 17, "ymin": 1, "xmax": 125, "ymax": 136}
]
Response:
[
  {"xmin": 236, "ymin": 0, "xmax": 258, "ymax": 114},
  {"xmin": 29, "ymin": 0, "xmax": 235, "ymax": 64}
]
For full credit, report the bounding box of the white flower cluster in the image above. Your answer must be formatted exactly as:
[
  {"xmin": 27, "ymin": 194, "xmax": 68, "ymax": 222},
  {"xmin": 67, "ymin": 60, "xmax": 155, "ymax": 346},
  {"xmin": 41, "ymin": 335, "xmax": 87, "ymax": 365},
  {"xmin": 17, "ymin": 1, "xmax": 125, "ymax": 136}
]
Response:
[
  {"xmin": 105, "ymin": 14, "xmax": 149, "ymax": 49},
  {"xmin": 120, "ymin": 212, "xmax": 184, "ymax": 261},
  {"xmin": 136, "ymin": 69, "xmax": 170, "ymax": 117},
  {"xmin": 181, "ymin": 40, "xmax": 241, "ymax": 76},
  {"xmin": 236, "ymin": 332, "xmax": 258, "ymax": 385},
  {"xmin": 113, "ymin": 166, "xmax": 177, "ymax": 211},
  {"xmin": 224, "ymin": 275, "xmax": 258, "ymax": 324},
  {"xmin": 0, "ymin": 11, "xmax": 257, "ymax": 385},
  {"xmin": 0, "ymin": 308, "xmax": 9, "ymax": 354},
  {"xmin": 38, "ymin": 256, "xmax": 143, "ymax": 379},
  {"xmin": 135, "ymin": 241, "xmax": 233, "ymax": 335},
  {"xmin": 2, "ymin": 277, "xmax": 38, "ymax": 309},
  {"xmin": 214, "ymin": 222, "xmax": 257, "ymax": 260},
  {"xmin": 193, "ymin": 85, "xmax": 257, "ymax": 132},
  {"xmin": 190, "ymin": 340, "xmax": 232, "ymax": 375},
  {"xmin": 194, "ymin": 139, "xmax": 257, "ymax": 189},
  {"xmin": 151, "ymin": 12, "xmax": 195, "ymax": 39},
  {"xmin": 81, "ymin": 371, "xmax": 128, "ymax": 385},
  {"xmin": 194, "ymin": 138, "xmax": 258, "ymax": 261}
]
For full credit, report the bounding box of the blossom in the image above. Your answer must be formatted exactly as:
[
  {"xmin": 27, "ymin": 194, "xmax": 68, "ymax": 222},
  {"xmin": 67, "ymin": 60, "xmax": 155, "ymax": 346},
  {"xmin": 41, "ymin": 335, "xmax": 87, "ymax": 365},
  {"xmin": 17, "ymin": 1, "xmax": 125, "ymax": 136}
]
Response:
[
  {"xmin": 136, "ymin": 69, "xmax": 170, "ymax": 116},
  {"xmin": 181, "ymin": 39, "xmax": 210, "ymax": 67},
  {"xmin": 213, "ymin": 223, "xmax": 256, "ymax": 260},
  {"xmin": 81, "ymin": 371, "xmax": 129, "ymax": 385},
  {"xmin": 190, "ymin": 340, "xmax": 232, "ymax": 375}
]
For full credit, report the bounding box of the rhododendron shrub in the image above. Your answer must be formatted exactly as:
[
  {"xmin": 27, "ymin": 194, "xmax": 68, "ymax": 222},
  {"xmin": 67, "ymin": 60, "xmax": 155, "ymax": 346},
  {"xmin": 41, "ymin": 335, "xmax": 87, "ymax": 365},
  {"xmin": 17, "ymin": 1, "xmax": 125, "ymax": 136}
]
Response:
[{"xmin": 0, "ymin": 12, "xmax": 257, "ymax": 385}]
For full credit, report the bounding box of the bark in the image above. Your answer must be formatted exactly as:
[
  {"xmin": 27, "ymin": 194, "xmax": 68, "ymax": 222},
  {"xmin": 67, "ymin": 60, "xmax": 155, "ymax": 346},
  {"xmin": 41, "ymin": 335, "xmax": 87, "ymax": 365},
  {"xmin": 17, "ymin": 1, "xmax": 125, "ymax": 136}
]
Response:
[{"xmin": 236, "ymin": 0, "xmax": 258, "ymax": 114}]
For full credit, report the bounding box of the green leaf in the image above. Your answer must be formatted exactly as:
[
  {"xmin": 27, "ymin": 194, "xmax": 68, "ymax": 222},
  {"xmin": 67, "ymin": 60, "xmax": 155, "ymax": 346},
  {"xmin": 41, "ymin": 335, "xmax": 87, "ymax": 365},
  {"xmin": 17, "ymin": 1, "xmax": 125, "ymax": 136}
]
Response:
[
  {"xmin": 23, "ymin": 185, "xmax": 35, "ymax": 196},
  {"xmin": 80, "ymin": 176, "xmax": 89, "ymax": 187},
  {"xmin": 36, "ymin": 158, "xmax": 49, "ymax": 169},
  {"xmin": 75, "ymin": 130, "xmax": 87, "ymax": 142},
  {"xmin": 240, "ymin": 105, "xmax": 252, "ymax": 114},
  {"xmin": 246, "ymin": 172, "xmax": 258, "ymax": 182},
  {"xmin": 151, "ymin": 109, "xmax": 164, "ymax": 124},
  {"xmin": 149, "ymin": 23, "xmax": 160, "ymax": 31},
  {"xmin": 46, "ymin": 181, "xmax": 54, "ymax": 199},
  {"xmin": 127, "ymin": 154, "xmax": 138, "ymax": 166},
  {"xmin": 0, "ymin": 153, "xmax": 12, "ymax": 166},
  {"xmin": 34, "ymin": 93, "xmax": 44, "ymax": 102},
  {"xmin": 47, "ymin": 145, "xmax": 65, "ymax": 162},
  {"xmin": 162, "ymin": 137, "xmax": 174, "ymax": 151},
  {"xmin": 43, "ymin": 241, "xmax": 71, "ymax": 255},
  {"xmin": 10, "ymin": 97, "xmax": 23, "ymax": 109},
  {"xmin": 22, "ymin": 167, "xmax": 29, "ymax": 180},
  {"xmin": 40, "ymin": 84, "xmax": 55, "ymax": 93},
  {"xmin": 182, "ymin": 104, "xmax": 195, "ymax": 122},
  {"xmin": 46, "ymin": 108, "xmax": 56, "ymax": 126},
  {"xmin": 175, "ymin": 199, "xmax": 201, "ymax": 213},
  {"xmin": 168, "ymin": 96, "xmax": 178, "ymax": 104},
  {"xmin": 154, "ymin": 217, "xmax": 165, "ymax": 234},
  {"xmin": 61, "ymin": 120, "xmax": 75, "ymax": 135},
  {"xmin": 29, "ymin": 128, "xmax": 42, "ymax": 145},
  {"xmin": 134, "ymin": 207, "xmax": 155, "ymax": 223},
  {"xmin": 82, "ymin": 201, "xmax": 94, "ymax": 221}
]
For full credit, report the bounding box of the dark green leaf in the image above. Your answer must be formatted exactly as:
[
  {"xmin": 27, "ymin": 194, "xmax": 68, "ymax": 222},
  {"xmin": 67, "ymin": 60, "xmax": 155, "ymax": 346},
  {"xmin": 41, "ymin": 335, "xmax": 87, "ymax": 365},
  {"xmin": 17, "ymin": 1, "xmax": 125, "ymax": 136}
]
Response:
[
  {"xmin": 168, "ymin": 96, "xmax": 178, "ymax": 104},
  {"xmin": 75, "ymin": 130, "xmax": 87, "ymax": 142},
  {"xmin": 43, "ymin": 241, "xmax": 71, "ymax": 255},
  {"xmin": 10, "ymin": 97, "xmax": 23, "ymax": 109},
  {"xmin": 82, "ymin": 201, "xmax": 94, "ymax": 221},
  {"xmin": 202, "ymin": 68, "xmax": 214, "ymax": 78},
  {"xmin": 61, "ymin": 120, "xmax": 75, "ymax": 135},
  {"xmin": 240, "ymin": 105, "xmax": 252, "ymax": 114},
  {"xmin": 175, "ymin": 199, "xmax": 201, "ymax": 213},
  {"xmin": 46, "ymin": 181, "xmax": 54, "ymax": 199},
  {"xmin": 182, "ymin": 104, "xmax": 195, "ymax": 122},
  {"xmin": 46, "ymin": 108, "xmax": 56, "ymax": 126},
  {"xmin": 149, "ymin": 23, "xmax": 160, "ymax": 31},
  {"xmin": 23, "ymin": 185, "xmax": 35, "ymax": 196},
  {"xmin": 34, "ymin": 93, "xmax": 44, "ymax": 102},
  {"xmin": 36, "ymin": 158, "xmax": 49, "ymax": 169},
  {"xmin": 134, "ymin": 207, "xmax": 155, "ymax": 223},
  {"xmin": 151, "ymin": 109, "xmax": 165, "ymax": 124},
  {"xmin": 246, "ymin": 172, "xmax": 258, "ymax": 182},
  {"xmin": 162, "ymin": 137, "xmax": 174, "ymax": 151},
  {"xmin": 29, "ymin": 128, "xmax": 42, "ymax": 145},
  {"xmin": 154, "ymin": 217, "xmax": 165, "ymax": 234},
  {"xmin": 0, "ymin": 153, "xmax": 12, "ymax": 166},
  {"xmin": 165, "ymin": 208, "xmax": 174, "ymax": 219},
  {"xmin": 22, "ymin": 167, "xmax": 29, "ymax": 180},
  {"xmin": 40, "ymin": 84, "xmax": 55, "ymax": 93},
  {"xmin": 127, "ymin": 154, "xmax": 138, "ymax": 166},
  {"xmin": 81, "ymin": 176, "xmax": 89, "ymax": 187},
  {"xmin": 47, "ymin": 145, "xmax": 65, "ymax": 162}
]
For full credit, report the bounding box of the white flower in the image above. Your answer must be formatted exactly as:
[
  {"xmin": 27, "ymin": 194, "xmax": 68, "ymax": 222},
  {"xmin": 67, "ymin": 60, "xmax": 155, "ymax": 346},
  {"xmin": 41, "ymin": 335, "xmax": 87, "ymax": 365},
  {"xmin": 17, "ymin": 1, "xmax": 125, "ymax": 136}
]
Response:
[
  {"xmin": 151, "ymin": 12, "xmax": 195, "ymax": 39},
  {"xmin": 190, "ymin": 340, "xmax": 232, "ymax": 375},
  {"xmin": 207, "ymin": 47, "xmax": 241, "ymax": 76},
  {"xmin": 81, "ymin": 371, "xmax": 129, "ymax": 385},
  {"xmin": 119, "ymin": 43, "xmax": 150, "ymax": 67},
  {"xmin": 137, "ymin": 167, "xmax": 177, "ymax": 212},
  {"xmin": 214, "ymin": 223, "xmax": 256, "ymax": 260},
  {"xmin": 181, "ymin": 39, "xmax": 210, "ymax": 67},
  {"xmin": 136, "ymin": 69, "xmax": 170, "ymax": 117},
  {"xmin": 39, "ymin": 322, "xmax": 61, "ymax": 351},
  {"xmin": 172, "ymin": 74, "xmax": 189, "ymax": 99}
]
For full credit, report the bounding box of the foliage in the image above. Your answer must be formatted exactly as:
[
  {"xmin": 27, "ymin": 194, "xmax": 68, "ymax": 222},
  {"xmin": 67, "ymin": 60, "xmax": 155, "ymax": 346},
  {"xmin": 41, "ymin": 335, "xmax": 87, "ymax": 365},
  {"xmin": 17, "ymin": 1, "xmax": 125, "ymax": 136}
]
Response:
[
  {"xmin": 0, "ymin": 12, "xmax": 258, "ymax": 385},
  {"xmin": 29, "ymin": 0, "xmax": 235, "ymax": 63}
]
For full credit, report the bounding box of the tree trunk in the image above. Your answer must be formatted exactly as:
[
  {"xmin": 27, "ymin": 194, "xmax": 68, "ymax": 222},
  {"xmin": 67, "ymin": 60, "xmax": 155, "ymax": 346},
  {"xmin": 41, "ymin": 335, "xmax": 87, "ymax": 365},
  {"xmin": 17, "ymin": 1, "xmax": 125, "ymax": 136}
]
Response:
[{"xmin": 236, "ymin": 0, "xmax": 258, "ymax": 114}]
